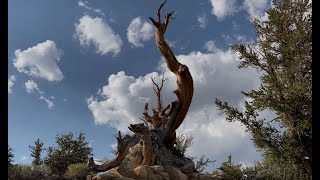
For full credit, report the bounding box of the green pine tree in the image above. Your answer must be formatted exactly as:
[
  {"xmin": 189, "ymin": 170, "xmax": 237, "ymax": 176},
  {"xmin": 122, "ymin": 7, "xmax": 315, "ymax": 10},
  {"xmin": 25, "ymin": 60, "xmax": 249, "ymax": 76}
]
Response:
[
  {"xmin": 44, "ymin": 132, "xmax": 92, "ymax": 175},
  {"xmin": 8, "ymin": 145, "xmax": 14, "ymax": 166},
  {"xmin": 29, "ymin": 138, "xmax": 45, "ymax": 166},
  {"xmin": 214, "ymin": 0, "xmax": 311, "ymax": 178},
  {"xmin": 216, "ymin": 155, "xmax": 243, "ymax": 180}
]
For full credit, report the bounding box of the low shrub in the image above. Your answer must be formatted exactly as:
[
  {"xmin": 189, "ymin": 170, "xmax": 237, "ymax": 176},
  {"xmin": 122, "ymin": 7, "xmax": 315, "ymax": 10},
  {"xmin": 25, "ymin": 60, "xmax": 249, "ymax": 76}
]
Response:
[
  {"xmin": 65, "ymin": 163, "xmax": 90, "ymax": 180},
  {"xmin": 9, "ymin": 164, "xmax": 52, "ymax": 180}
]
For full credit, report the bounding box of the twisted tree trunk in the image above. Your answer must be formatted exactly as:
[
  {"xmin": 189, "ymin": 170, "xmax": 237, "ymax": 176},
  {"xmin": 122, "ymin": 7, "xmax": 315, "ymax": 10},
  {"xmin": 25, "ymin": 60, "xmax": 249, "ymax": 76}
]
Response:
[
  {"xmin": 89, "ymin": 0, "xmax": 195, "ymax": 173},
  {"xmin": 89, "ymin": 133, "xmax": 140, "ymax": 172},
  {"xmin": 148, "ymin": 0, "xmax": 194, "ymax": 147}
]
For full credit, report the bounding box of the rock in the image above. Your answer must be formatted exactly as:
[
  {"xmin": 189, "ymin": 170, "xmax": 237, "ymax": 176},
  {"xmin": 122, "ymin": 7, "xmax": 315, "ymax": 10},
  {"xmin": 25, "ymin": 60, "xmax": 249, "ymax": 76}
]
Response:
[
  {"xmin": 186, "ymin": 173, "xmax": 198, "ymax": 179},
  {"xmin": 150, "ymin": 165, "xmax": 165, "ymax": 173},
  {"xmin": 158, "ymin": 172, "xmax": 170, "ymax": 180},
  {"xmin": 164, "ymin": 166, "xmax": 187, "ymax": 180},
  {"xmin": 90, "ymin": 164, "xmax": 220, "ymax": 180},
  {"xmin": 179, "ymin": 160, "xmax": 196, "ymax": 174},
  {"xmin": 133, "ymin": 165, "xmax": 149, "ymax": 178},
  {"xmin": 92, "ymin": 172, "xmax": 135, "ymax": 180},
  {"xmin": 118, "ymin": 161, "xmax": 138, "ymax": 174},
  {"xmin": 92, "ymin": 172, "xmax": 121, "ymax": 180},
  {"xmin": 178, "ymin": 171, "xmax": 188, "ymax": 180},
  {"xmin": 121, "ymin": 165, "xmax": 151, "ymax": 179},
  {"xmin": 108, "ymin": 168, "xmax": 121, "ymax": 176},
  {"xmin": 121, "ymin": 170, "xmax": 136, "ymax": 179},
  {"xmin": 147, "ymin": 173, "xmax": 163, "ymax": 180}
]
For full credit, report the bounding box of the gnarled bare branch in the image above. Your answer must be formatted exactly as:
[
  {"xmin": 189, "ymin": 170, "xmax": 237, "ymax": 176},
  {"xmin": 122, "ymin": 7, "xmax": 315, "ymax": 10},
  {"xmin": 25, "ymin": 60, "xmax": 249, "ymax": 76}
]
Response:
[
  {"xmin": 143, "ymin": 103, "xmax": 153, "ymax": 122},
  {"xmin": 151, "ymin": 76, "xmax": 168, "ymax": 111},
  {"xmin": 89, "ymin": 133, "xmax": 140, "ymax": 172},
  {"xmin": 149, "ymin": 0, "xmax": 194, "ymax": 146},
  {"xmin": 157, "ymin": 0, "xmax": 167, "ymax": 23},
  {"xmin": 163, "ymin": 10, "xmax": 175, "ymax": 33},
  {"xmin": 129, "ymin": 123, "xmax": 152, "ymax": 165}
]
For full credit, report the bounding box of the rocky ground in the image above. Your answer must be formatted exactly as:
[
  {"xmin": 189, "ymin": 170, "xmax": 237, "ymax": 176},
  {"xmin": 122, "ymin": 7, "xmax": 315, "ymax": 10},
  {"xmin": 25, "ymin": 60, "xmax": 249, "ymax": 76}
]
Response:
[{"xmin": 87, "ymin": 164, "xmax": 222, "ymax": 180}]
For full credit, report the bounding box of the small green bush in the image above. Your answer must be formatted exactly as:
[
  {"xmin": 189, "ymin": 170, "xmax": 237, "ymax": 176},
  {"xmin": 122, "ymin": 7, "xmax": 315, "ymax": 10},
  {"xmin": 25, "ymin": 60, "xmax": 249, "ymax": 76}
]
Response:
[{"xmin": 65, "ymin": 163, "xmax": 90, "ymax": 180}]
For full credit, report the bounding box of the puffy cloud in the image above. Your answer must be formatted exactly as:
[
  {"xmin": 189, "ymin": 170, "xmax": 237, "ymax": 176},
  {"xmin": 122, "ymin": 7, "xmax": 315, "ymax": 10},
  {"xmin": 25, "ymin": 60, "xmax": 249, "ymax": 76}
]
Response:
[
  {"xmin": 13, "ymin": 40, "xmax": 64, "ymax": 81},
  {"xmin": 209, "ymin": 0, "xmax": 270, "ymax": 22},
  {"xmin": 180, "ymin": 111, "xmax": 251, "ymax": 158},
  {"xmin": 127, "ymin": 17, "xmax": 154, "ymax": 47},
  {"xmin": 87, "ymin": 44, "xmax": 263, "ymax": 166},
  {"xmin": 8, "ymin": 75, "xmax": 16, "ymax": 94},
  {"xmin": 243, "ymin": 0, "xmax": 269, "ymax": 20},
  {"xmin": 204, "ymin": 40, "xmax": 218, "ymax": 53},
  {"xmin": 74, "ymin": 15, "xmax": 123, "ymax": 56},
  {"xmin": 209, "ymin": 0, "xmax": 237, "ymax": 20},
  {"xmin": 197, "ymin": 14, "xmax": 208, "ymax": 29},
  {"xmin": 25, "ymin": 80, "xmax": 43, "ymax": 94},
  {"xmin": 40, "ymin": 96, "xmax": 55, "ymax": 109},
  {"xmin": 87, "ymin": 71, "xmax": 161, "ymax": 132}
]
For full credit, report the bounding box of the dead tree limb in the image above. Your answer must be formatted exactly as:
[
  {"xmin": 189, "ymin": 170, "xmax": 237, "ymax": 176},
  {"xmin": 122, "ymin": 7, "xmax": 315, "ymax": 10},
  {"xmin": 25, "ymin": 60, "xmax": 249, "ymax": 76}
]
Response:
[
  {"xmin": 149, "ymin": 0, "xmax": 194, "ymax": 146},
  {"xmin": 128, "ymin": 123, "xmax": 153, "ymax": 165},
  {"xmin": 151, "ymin": 76, "xmax": 167, "ymax": 111},
  {"xmin": 89, "ymin": 131, "xmax": 140, "ymax": 172}
]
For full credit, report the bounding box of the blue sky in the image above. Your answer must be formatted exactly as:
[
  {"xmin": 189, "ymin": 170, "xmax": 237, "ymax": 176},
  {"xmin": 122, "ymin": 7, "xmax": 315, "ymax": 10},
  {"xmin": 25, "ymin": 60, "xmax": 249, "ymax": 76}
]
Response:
[{"xmin": 9, "ymin": 0, "xmax": 272, "ymax": 170}]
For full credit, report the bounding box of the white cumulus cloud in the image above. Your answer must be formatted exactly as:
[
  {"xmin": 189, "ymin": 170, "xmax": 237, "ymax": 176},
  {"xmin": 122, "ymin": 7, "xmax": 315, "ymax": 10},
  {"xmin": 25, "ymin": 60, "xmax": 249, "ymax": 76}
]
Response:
[
  {"xmin": 74, "ymin": 15, "xmax": 123, "ymax": 56},
  {"xmin": 8, "ymin": 75, "xmax": 16, "ymax": 94},
  {"xmin": 209, "ymin": 0, "xmax": 237, "ymax": 20},
  {"xmin": 127, "ymin": 17, "xmax": 154, "ymax": 47},
  {"xmin": 204, "ymin": 40, "xmax": 218, "ymax": 52},
  {"xmin": 243, "ymin": 0, "xmax": 269, "ymax": 20},
  {"xmin": 87, "ymin": 44, "xmax": 264, "ymax": 166},
  {"xmin": 25, "ymin": 80, "xmax": 43, "ymax": 94},
  {"xmin": 87, "ymin": 71, "xmax": 160, "ymax": 132},
  {"xmin": 13, "ymin": 40, "xmax": 64, "ymax": 81},
  {"xmin": 40, "ymin": 96, "xmax": 55, "ymax": 109}
]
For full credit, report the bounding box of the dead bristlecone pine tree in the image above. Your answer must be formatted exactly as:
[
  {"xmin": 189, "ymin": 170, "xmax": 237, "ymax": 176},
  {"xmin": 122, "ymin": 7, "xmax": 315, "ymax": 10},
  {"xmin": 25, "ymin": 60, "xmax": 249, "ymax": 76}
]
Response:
[{"xmin": 88, "ymin": 1, "xmax": 220, "ymax": 180}]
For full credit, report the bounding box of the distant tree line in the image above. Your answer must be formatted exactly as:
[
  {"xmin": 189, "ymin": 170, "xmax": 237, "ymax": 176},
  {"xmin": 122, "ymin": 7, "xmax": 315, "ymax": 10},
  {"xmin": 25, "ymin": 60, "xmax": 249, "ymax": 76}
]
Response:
[{"xmin": 8, "ymin": 132, "xmax": 93, "ymax": 180}]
